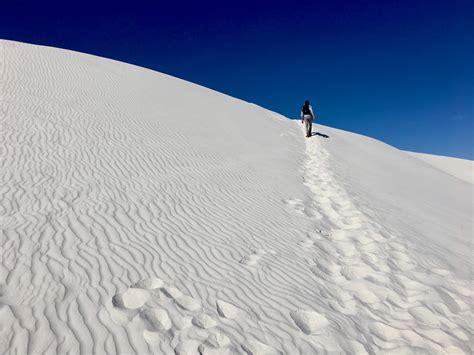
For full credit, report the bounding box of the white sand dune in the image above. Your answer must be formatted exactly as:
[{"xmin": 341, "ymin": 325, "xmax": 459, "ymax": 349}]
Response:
[
  {"xmin": 406, "ymin": 151, "xmax": 473, "ymax": 185},
  {"xmin": 0, "ymin": 40, "xmax": 472, "ymax": 354}
]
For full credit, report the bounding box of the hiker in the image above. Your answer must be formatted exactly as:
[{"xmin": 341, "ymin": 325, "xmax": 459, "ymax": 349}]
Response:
[{"xmin": 301, "ymin": 100, "xmax": 315, "ymax": 138}]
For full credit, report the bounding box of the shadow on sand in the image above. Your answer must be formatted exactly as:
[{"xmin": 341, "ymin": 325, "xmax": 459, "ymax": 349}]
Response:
[{"xmin": 311, "ymin": 132, "xmax": 330, "ymax": 138}]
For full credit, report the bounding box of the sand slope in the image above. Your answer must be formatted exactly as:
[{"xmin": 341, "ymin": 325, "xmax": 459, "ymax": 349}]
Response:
[
  {"xmin": 406, "ymin": 151, "xmax": 473, "ymax": 185},
  {"xmin": 0, "ymin": 40, "xmax": 472, "ymax": 354}
]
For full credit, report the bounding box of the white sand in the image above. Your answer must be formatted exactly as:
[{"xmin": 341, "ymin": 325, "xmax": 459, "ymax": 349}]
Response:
[
  {"xmin": 406, "ymin": 151, "xmax": 473, "ymax": 184},
  {"xmin": 0, "ymin": 40, "xmax": 472, "ymax": 354}
]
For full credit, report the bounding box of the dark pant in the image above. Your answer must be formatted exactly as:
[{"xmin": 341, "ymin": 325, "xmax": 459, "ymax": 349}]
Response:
[{"xmin": 304, "ymin": 116, "xmax": 313, "ymax": 137}]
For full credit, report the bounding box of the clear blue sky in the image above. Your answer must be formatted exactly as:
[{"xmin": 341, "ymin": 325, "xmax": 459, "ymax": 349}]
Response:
[{"xmin": 1, "ymin": 0, "xmax": 472, "ymax": 159}]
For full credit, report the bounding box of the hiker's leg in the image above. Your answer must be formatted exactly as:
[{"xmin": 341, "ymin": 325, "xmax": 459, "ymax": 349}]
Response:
[
  {"xmin": 309, "ymin": 120, "xmax": 312, "ymax": 136},
  {"xmin": 305, "ymin": 119, "xmax": 310, "ymax": 137}
]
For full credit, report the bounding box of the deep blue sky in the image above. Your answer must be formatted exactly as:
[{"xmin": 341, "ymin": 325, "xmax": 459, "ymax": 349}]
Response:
[{"xmin": 2, "ymin": 0, "xmax": 472, "ymax": 159}]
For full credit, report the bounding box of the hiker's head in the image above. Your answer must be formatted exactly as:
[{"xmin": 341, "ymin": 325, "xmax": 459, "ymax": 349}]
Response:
[{"xmin": 304, "ymin": 100, "xmax": 310, "ymax": 106}]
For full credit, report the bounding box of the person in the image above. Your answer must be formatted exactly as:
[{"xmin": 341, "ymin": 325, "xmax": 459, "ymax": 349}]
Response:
[{"xmin": 301, "ymin": 100, "xmax": 315, "ymax": 138}]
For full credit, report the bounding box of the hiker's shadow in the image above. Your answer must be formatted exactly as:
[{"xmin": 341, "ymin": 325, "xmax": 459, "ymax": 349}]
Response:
[{"xmin": 311, "ymin": 132, "xmax": 330, "ymax": 138}]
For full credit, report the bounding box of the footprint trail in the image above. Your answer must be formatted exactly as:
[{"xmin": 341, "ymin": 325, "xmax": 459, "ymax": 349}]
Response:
[{"xmin": 294, "ymin": 132, "xmax": 472, "ymax": 354}]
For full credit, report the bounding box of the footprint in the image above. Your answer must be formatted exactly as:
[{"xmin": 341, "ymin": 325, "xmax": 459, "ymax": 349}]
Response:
[
  {"xmin": 328, "ymin": 300, "xmax": 357, "ymax": 315},
  {"xmin": 285, "ymin": 198, "xmax": 304, "ymax": 211},
  {"xmin": 290, "ymin": 310, "xmax": 329, "ymax": 334},
  {"xmin": 285, "ymin": 198, "xmax": 313, "ymax": 217},
  {"xmin": 325, "ymin": 285, "xmax": 355, "ymax": 305},
  {"xmin": 356, "ymin": 242, "xmax": 379, "ymax": 254},
  {"xmin": 175, "ymin": 295, "xmax": 201, "ymax": 311},
  {"xmin": 162, "ymin": 286, "xmax": 183, "ymax": 299},
  {"xmin": 174, "ymin": 340, "xmax": 201, "ymax": 355},
  {"xmin": 338, "ymin": 339, "xmax": 369, "ymax": 355},
  {"xmin": 352, "ymin": 286, "xmax": 380, "ymax": 305},
  {"xmin": 369, "ymin": 322, "xmax": 399, "ymax": 342},
  {"xmin": 192, "ymin": 313, "xmax": 217, "ymax": 329},
  {"xmin": 355, "ymin": 235, "xmax": 376, "ymax": 247},
  {"xmin": 341, "ymin": 265, "xmax": 370, "ymax": 280},
  {"xmin": 333, "ymin": 241, "xmax": 357, "ymax": 257},
  {"xmin": 361, "ymin": 254, "xmax": 390, "ymax": 273},
  {"xmin": 388, "ymin": 241, "xmax": 406, "ymax": 252},
  {"xmin": 143, "ymin": 329, "xmax": 162, "ymax": 346},
  {"xmin": 196, "ymin": 333, "xmax": 232, "ymax": 355},
  {"xmin": 112, "ymin": 288, "xmax": 150, "ymax": 309},
  {"xmin": 140, "ymin": 307, "xmax": 172, "ymax": 332},
  {"xmin": 387, "ymin": 251, "xmax": 417, "ymax": 271},
  {"xmin": 327, "ymin": 229, "xmax": 350, "ymax": 241},
  {"xmin": 314, "ymin": 258, "xmax": 342, "ymax": 276},
  {"xmin": 199, "ymin": 344, "xmax": 231, "ymax": 355},
  {"xmin": 170, "ymin": 313, "xmax": 193, "ymax": 330},
  {"xmin": 216, "ymin": 300, "xmax": 241, "ymax": 319},
  {"xmin": 240, "ymin": 254, "xmax": 260, "ymax": 266},
  {"xmin": 202, "ymin": 333, "xmax": 231, "ymax": 348},
  {"xmin": 240, "ymin": 249, "xmax": 266, "ymax": 266},
  {"xmin": 391, "ymin": 274, "xmax": 429, "ymax": 302},
  {"xmin": 298, "ymin": 239, "xmax": 315, "ymax": 248},
  {"xmin": 315, "ymin": 229, "xmax": 331, "ymax": 237},
  {"xmin": 241, "ymin": 338, "xmax": 282, "ymax": 355}
]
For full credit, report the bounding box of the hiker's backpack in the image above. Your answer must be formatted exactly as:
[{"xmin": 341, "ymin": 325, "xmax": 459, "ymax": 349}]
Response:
[{"xmin": 302, "ymin": 105, "xmax": 312, "ymax": 116}]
